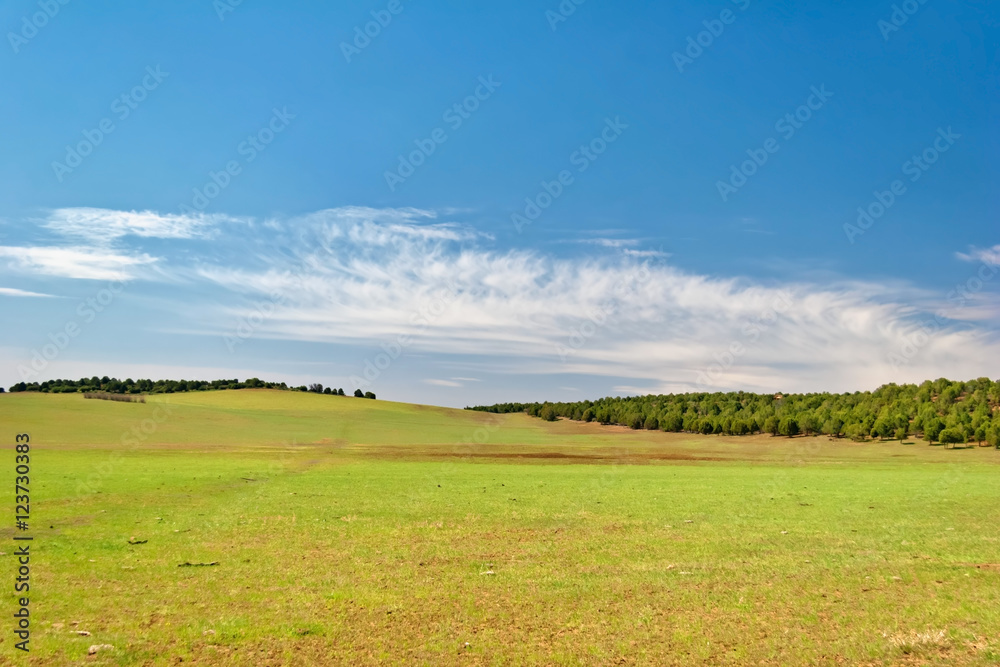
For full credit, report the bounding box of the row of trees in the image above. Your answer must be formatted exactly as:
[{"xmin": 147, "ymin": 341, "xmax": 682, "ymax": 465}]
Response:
[
  {"xmin": 9, "ymin": 377, "xmax": 288, "ymax": 394},
  {"xmin": 307, "ymin": 383, "xmax": 376, "ymax": 400},
  {"xmin": 468, "ymin": 377, "xmax": 1000, "ymax": 448},
  {"xmin": 8, "ymin": 377, "xmax": 375, "ymax": 400}
]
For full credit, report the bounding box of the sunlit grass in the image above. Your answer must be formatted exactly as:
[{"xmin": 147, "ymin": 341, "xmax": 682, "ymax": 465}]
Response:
[{"xmin": 2, "ymin": 391, "xmax": 998, "ymax": 665}]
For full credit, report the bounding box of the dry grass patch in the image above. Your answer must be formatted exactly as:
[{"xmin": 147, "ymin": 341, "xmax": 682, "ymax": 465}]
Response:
[{"xmin": 884, "ymin": 629, "xmax": 950, "ymax": 655}]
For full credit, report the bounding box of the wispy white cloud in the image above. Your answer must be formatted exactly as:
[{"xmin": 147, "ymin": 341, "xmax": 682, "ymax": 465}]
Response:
[
  {"xmin": 422, "ymin": 377, "xmax": 483, "ymax": 388},
  {"xmin": 576, "ymin": 238, "xmax": 669, "ymax": 258},
  {"xmin": 956, "ymin": 244, "xmax": 1000, "ymax": 266},
  {"xmin": 0, "ymin": 208, "xmax": 236, "ymax": 281},
  {"xmin": 4, "ymin": 206, "xmax": 998, "ymax": 396},
  {"xmin": 581, "ymin": 238, "xmax": 638, "ymax": 249},
  {"xmin": 0, "ymin": 287, "xmax": 57, "ymax": 298},
  {"xmin": 181, "ymin": 208, "xmax": 1000, "ymax": 394},
  {"xmin": 0, "ymin": 246, "xmax": 155, "ymax": 280},
  {"xmin": 425, "ymin": 379, "xmax": 463, "ymax": 387},
  {"xmin": 42, "ymin": 208, "xmax": 227, "ymax": 245},
  {"xmin": 623, "ymin": 248, "xmax": 671, "ymax": 258}
]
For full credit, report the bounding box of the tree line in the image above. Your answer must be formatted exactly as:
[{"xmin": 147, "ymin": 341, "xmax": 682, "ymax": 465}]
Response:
[
  {"xmin": 7, "ymin": 377, "xmax": 376, "ymax": 400},
  {"xmin": 468, "ymin": 377, "xmax": 1000, "ymax": 448}
]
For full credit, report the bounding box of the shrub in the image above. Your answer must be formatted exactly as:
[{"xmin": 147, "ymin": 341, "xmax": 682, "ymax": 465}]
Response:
[
  {"xmin": 938, "ymin": 428, "xmax": 965, "ymax": 447},
  {"xmin": 844, "ymin": 424, "xmax": 867, "ymax": 442},
  {"xmin": 83, "ymin": 392, "xmax": 145, "ymax": 403}
]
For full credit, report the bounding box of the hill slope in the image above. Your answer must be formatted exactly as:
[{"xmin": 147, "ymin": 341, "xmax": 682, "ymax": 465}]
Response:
[{"xmin": 1, "ymin": 389, "xmax": 537, "ymax": 448}]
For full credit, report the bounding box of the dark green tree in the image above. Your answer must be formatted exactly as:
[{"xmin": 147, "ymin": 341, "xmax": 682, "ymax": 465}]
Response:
[
  {"xmin": 923, "ymin": 418, "xmax": 945, "ymax": 444},
  {"xmin": 778, "ymin": 417, "xmax": 800, "ymax": 437}
]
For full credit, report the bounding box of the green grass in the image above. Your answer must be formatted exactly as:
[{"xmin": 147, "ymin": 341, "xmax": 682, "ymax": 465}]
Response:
[{"xmin": 2, "ymin": 390, "xmax": 999, "ymax": 665}]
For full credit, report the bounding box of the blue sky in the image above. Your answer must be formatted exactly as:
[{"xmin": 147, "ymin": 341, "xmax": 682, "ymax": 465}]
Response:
[{"xmin": 0, "ymin": 0, "xmax": 997, "ymax": 406}]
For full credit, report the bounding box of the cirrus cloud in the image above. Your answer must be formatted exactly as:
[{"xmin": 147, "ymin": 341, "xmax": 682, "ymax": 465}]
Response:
[{"xmin": 2, "ymin": 206, "xmax": 997, "ymax": 400}]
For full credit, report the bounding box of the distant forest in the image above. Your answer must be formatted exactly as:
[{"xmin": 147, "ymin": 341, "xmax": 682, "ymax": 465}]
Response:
[
  {"xmin": 6, "ymin": 377, "xmax": 376, "ymax": 399},
  {"xmin": 469, "ymin": 377, "xmax": 1000, "ymax": 448}
]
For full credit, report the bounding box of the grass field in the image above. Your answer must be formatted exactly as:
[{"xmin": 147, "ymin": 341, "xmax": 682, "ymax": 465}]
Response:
[{"xmin": 1, "ymin": 389, "xmax": 999, "ymax": 665}]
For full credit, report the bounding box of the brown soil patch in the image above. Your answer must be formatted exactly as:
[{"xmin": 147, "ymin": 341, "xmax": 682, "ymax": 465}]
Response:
[{"xmin": 348, "ymin": 445, "xmax": 733, "ymax": 465}]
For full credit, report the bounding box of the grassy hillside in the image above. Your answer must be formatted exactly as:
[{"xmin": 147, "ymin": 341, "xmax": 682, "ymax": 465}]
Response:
[
  {"xmin": 5, "ymin": 388, "xmax": 994, "ymax": 461},
  {"xmin": 2, "ymin": 390, "xmax": 999, "ymax": 665},
  {"xmin": 1, "ymin": 389, "xmax": 544, "ymax": 448}
]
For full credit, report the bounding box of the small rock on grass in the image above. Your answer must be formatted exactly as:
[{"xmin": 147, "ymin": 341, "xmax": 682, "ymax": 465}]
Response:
[
  {"xmin": 75, "ymin": 630, "xmax": 91, "ymax": 636},
  {"xmin": 88, "ymin": 644, "xmax": 114, "ymax": 654}
]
